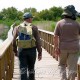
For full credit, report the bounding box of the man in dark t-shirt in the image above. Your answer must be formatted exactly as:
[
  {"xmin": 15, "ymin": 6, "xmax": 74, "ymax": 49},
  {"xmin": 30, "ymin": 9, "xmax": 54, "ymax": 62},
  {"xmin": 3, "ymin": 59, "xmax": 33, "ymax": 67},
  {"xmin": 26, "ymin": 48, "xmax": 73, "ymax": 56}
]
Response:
[{"xmin": 54, "ymin": 5, "xmax": 80, "ymax": 80}]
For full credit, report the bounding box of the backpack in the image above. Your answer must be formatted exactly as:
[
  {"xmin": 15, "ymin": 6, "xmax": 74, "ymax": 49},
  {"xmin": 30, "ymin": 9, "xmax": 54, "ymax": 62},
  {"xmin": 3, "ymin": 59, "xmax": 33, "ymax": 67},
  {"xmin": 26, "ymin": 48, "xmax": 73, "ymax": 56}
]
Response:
[{"xmin": 16, "ymin": 23, "xmax": 36, "ymax": 48}]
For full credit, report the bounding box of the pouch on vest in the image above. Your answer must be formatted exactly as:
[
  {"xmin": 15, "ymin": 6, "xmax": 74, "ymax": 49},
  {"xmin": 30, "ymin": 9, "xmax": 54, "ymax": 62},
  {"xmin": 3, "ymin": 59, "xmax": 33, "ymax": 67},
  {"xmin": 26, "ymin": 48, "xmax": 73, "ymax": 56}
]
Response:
[{"xmin": 16, "ymin": 23, "xmax": 36, "ymax": 48}]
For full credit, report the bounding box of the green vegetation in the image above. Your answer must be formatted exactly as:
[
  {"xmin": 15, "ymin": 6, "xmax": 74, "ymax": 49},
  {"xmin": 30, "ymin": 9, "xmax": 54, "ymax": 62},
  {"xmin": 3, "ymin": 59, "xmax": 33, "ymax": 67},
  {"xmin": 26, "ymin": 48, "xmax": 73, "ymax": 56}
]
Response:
[
  {"xmin": 0, "ymin": 6, "xmax": 80, "ymax": 40},
  {"xmin": 0, "ymin": 21, "xmax": 56, "ymax": 40},
  {"xmin": 0, "ymin": 6, "xmax": 63, "ymax": 25},
  {"xmin": 0, "ymin": 29, "xmax": 8, "ymax": 40},
  {"xmin": 0, "ymin": 20, "xmax": 15, "ymax": 28},
  {"xmin": 33, "ymin": 21, "xmax": 56, "ymax": 32}
]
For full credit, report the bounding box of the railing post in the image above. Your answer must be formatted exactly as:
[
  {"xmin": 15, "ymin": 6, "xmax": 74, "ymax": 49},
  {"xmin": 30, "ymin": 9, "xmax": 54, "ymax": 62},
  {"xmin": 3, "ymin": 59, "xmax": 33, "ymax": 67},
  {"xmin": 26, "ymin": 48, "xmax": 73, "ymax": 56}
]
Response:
[
  {"xmin": 10, "ymin": 43, "xmax": 14, "ymax": 78},
  {"xmin": 0, "ymin": 57, "xmax": 5, "ymax": 80},
  {"xmin": 0, "ymin": 24, "xmax": 14, "ymax": 80},
  {"xmin": 0, "ymin": 59, "xmax": 2, "ymax": 80},
  {"xmin": 39, "ymin": 29, "xmax": 54, "ymax": 56}
]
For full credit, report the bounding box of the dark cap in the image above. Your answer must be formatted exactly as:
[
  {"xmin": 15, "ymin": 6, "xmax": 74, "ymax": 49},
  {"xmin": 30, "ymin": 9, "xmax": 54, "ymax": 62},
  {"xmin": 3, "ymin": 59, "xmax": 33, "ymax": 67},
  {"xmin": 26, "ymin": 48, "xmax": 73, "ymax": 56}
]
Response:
[{"xmin": 23, "ymin": 12, "xmax": 33, "ymax": 19}]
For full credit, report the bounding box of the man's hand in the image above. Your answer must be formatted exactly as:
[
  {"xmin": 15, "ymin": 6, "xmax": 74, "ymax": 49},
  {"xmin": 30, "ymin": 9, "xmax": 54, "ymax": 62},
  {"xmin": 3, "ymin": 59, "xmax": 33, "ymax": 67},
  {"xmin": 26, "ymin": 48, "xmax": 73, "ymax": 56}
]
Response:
[
  {"xmin": 38, "ymin": 53, "xmax": 42, "ymax": 61},
  {"xmin": 15, "ymin": 52, "xmax": 18, "ymax": 57},
  {"xmin": 53, "ymin": 48, "xmax": 60, "ymax": 61},
  {"xmin": 13, "ymin": 49, "xmax": 18, "ymax": 57},
  {"xmin": 55, "ymin": 48, "xmax": 60, "ymax": 55}
]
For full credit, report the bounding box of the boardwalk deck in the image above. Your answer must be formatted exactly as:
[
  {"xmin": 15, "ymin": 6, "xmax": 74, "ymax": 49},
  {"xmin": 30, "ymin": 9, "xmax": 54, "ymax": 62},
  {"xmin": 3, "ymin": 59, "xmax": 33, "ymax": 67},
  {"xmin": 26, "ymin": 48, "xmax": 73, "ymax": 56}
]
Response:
[{"xmin": 12, "ymin": 49, "xmax": 77, "ymax": 80}]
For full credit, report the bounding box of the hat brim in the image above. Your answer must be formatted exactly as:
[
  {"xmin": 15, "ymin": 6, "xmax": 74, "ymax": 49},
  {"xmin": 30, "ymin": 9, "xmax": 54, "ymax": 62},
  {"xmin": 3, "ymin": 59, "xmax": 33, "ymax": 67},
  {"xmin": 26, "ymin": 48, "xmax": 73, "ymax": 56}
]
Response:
[{"xmin": 62, "ymin": 11, "xmax": 72, "ymax": 16}]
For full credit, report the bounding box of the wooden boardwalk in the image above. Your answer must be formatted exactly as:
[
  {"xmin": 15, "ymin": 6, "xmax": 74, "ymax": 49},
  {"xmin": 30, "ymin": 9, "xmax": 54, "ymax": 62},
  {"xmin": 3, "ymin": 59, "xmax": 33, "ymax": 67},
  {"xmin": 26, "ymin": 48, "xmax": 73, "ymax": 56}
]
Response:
[{"xmin": 12, "ymin": 49, "xmax": 77, "ymax": 80}]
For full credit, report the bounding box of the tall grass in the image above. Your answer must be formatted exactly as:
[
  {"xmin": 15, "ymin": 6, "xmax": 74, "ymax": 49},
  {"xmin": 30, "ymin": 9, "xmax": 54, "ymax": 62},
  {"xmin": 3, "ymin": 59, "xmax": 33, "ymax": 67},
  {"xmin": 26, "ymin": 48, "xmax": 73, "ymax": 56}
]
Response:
[
  {"xmin": 0, "ymin": 29, "xmax": 8, "ymax": 40},
  {"xmin": 0, "ymin": 19, "xmax": 21, "ymax": 28},
  {"xmin": 33, "ymin": 21, "xmax": 56, "ymax": 32},
  {"xmin": 0, "ymin": 21, "xmax": 56, "ymax": 40}
]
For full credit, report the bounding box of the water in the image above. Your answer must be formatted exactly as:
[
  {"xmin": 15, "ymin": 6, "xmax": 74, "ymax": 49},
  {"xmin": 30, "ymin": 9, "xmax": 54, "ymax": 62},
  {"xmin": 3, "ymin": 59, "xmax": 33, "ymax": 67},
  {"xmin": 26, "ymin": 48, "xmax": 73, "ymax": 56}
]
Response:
[{"xmin": 0, "ymin": 39, "xmax": 3, "ymax": 44}]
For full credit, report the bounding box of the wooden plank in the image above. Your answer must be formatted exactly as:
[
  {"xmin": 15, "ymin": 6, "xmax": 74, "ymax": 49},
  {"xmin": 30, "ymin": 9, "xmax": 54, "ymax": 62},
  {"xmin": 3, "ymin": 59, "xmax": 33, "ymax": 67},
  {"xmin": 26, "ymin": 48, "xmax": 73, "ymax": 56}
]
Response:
[
  {"xmin": 12, "ymin": 49, "xmax": 78, "ymax": 80},
  {"xmin": 0, "ymin": 59, "xmax": 2, "ymax": 80}
]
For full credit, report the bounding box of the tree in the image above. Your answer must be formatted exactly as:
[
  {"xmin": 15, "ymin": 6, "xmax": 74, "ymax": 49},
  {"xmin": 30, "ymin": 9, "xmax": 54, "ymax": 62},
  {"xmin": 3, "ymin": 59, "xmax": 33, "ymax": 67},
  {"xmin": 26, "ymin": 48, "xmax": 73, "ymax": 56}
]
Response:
[
  {"xmin": 6, "ymin": 7, "xmax": 18, "ymax": 20},
  {"xmin": 39, "ymin": 9, "xmax": 50, "ymax": 20},
  {"xmin": 49, "ymin": 6, "xmax": 63, "ymax": 21},
  {"xmin": 1, "ymin": 7, "xmax": 18, "ymax": 20},
  {"xmin": 24, "ymin": 8, "xmax": 37, "ymax": 15},
  {"xmin": 38, "ymin": 7, "xmax": 63, "ymax": 21},
  {"xmin": 0, "ymin": 6, "xmax": 64, "ymax": 21},
  {"xmin": 0, "ymin": 12, "xmax": 4, "ymax": 20},
  {"xmin": 17, "ymin": 11, "xmax": 23, "ymax": 20}
]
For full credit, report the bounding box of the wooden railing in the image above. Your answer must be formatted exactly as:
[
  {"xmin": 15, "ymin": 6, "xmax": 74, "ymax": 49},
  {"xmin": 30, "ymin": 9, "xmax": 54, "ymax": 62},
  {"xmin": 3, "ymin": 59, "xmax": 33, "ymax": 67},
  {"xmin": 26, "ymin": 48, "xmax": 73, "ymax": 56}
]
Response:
[
  {"xmin": 39, "ymin": 29, "xmax": 54, "ymax": 57},
  {"xmin": 0, "ymin": 26, "xmax": 14, "ymax": 80},
  {"xmin": 0, "ymin": 27, "xmax": 80, "ymax": 80}
]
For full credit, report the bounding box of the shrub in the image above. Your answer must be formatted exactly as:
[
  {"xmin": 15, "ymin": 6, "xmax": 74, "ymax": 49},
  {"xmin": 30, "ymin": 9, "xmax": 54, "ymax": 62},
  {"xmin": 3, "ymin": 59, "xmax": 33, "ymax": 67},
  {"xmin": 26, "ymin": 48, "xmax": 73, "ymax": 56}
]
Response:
[{"xmin": 50, "ymin": 22, "xmax": 56, "ymax": 31}]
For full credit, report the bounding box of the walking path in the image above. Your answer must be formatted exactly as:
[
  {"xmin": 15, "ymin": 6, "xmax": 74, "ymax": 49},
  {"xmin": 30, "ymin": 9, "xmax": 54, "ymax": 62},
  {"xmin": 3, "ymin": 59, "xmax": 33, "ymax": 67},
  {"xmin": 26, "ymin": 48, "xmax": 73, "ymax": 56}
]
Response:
[{"xmin": 12, "ymin": 49, "xmax": 77, "ymax": 80}]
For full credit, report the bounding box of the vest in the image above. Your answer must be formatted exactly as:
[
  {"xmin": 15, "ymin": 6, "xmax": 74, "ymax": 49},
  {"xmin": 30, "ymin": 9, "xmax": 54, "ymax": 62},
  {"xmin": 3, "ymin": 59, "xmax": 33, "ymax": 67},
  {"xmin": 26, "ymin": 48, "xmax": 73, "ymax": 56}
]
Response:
[{"xmin": 16, "ymin": 23, "xmax": 36, "ymax": 48}]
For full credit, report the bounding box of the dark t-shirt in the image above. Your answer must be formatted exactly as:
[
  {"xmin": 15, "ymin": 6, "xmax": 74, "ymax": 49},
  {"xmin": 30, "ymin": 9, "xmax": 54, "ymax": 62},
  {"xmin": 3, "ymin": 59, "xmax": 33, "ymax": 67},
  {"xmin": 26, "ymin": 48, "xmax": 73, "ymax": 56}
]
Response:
[{"xmin": 54, "ymin": 18, "xmax": 80, "ymax": 51}]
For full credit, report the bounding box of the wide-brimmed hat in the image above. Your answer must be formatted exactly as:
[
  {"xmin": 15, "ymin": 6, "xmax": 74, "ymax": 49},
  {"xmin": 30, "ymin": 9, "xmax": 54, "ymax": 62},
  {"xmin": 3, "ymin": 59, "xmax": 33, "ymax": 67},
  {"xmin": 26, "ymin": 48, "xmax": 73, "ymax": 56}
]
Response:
[{"xmin": 62, "ymin": 5, "xmax": 77, "ymax": 16}]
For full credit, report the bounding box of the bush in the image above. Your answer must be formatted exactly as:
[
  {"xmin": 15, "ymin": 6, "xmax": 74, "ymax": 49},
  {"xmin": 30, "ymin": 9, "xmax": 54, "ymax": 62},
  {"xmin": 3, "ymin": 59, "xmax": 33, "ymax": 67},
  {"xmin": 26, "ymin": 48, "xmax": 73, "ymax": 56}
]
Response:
[
  {"xmin": 0, "ymin": 29, "xmax": 8, "ymax": 40},
  {"xmin": 77, "ymin": 18, "xmax": 80, "ymax": 22},
  {"xmin": 0, "ymin": 19, "xmax": 14, "ymax": 28},
  {"xmin": 50, "ymin": 22, "xmax": 56, "ymax": 31}
]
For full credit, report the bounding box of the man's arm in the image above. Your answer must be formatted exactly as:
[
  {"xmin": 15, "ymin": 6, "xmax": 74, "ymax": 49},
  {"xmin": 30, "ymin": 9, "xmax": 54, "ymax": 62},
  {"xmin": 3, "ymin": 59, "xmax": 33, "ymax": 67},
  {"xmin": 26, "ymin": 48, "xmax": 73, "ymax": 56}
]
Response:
[
  {"xmin": 33, "ymin": 26, "xmax": 42, "ymax": 60},
  {"xmin": 54, "ymin": 21, "xmax": 60, "ymax": 50},
  {"xmin": 54, "ymin": 35, "xmax": 59, "ymax": 50},
  {"xmin": 53, "ymin": 35, "xmax": 59, "ymax": 61},
  {"xmin": 12, "ymin": 27, "xmax": 18, "ymax": 55},
  {"xmin": 53, "ymin": 22, "xmax": 60, "ymax": 60}
]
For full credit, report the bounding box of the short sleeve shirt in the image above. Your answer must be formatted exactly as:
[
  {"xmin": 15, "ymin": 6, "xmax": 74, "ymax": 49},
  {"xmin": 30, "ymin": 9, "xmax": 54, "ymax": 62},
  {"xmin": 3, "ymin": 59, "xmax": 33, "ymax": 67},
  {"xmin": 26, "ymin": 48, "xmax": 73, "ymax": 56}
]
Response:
[{"xmin": 54, "ymin": 18, "xmax": 80, "ymax": 51}]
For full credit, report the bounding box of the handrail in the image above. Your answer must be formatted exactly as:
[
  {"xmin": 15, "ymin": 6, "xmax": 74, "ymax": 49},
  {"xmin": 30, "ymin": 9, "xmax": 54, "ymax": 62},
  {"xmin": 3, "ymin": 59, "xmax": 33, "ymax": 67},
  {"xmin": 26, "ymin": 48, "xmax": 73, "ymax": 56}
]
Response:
[
  {"xmin": 0, "ymin": 25, "xmax": 14, "ymax": 80},
  {"xmin": 0, "ymin": 26, "xmax": 80, "ymax": 80},
  {"xmin": 38, "ymin": 29, "xmax": 54, "ymax": 56}
]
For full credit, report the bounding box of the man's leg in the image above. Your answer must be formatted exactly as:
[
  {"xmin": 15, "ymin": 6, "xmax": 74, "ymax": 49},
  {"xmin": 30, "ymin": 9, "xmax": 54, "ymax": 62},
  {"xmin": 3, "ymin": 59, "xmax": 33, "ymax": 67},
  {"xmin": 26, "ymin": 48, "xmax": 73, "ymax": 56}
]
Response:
[
  {"xmin": 19, "ymin": 49, "xmax": 28, "ymax": 80},
  {"xmin": 27, "ymin": 48, "xmax": 36, "ymax": 80},
  {"xmin": 59, "ymin": 50, "xmax": 68, "ymax": 80},
  {"xmin": 67, "ymin": 52, "xmax": 78, "ymax": 80}
]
